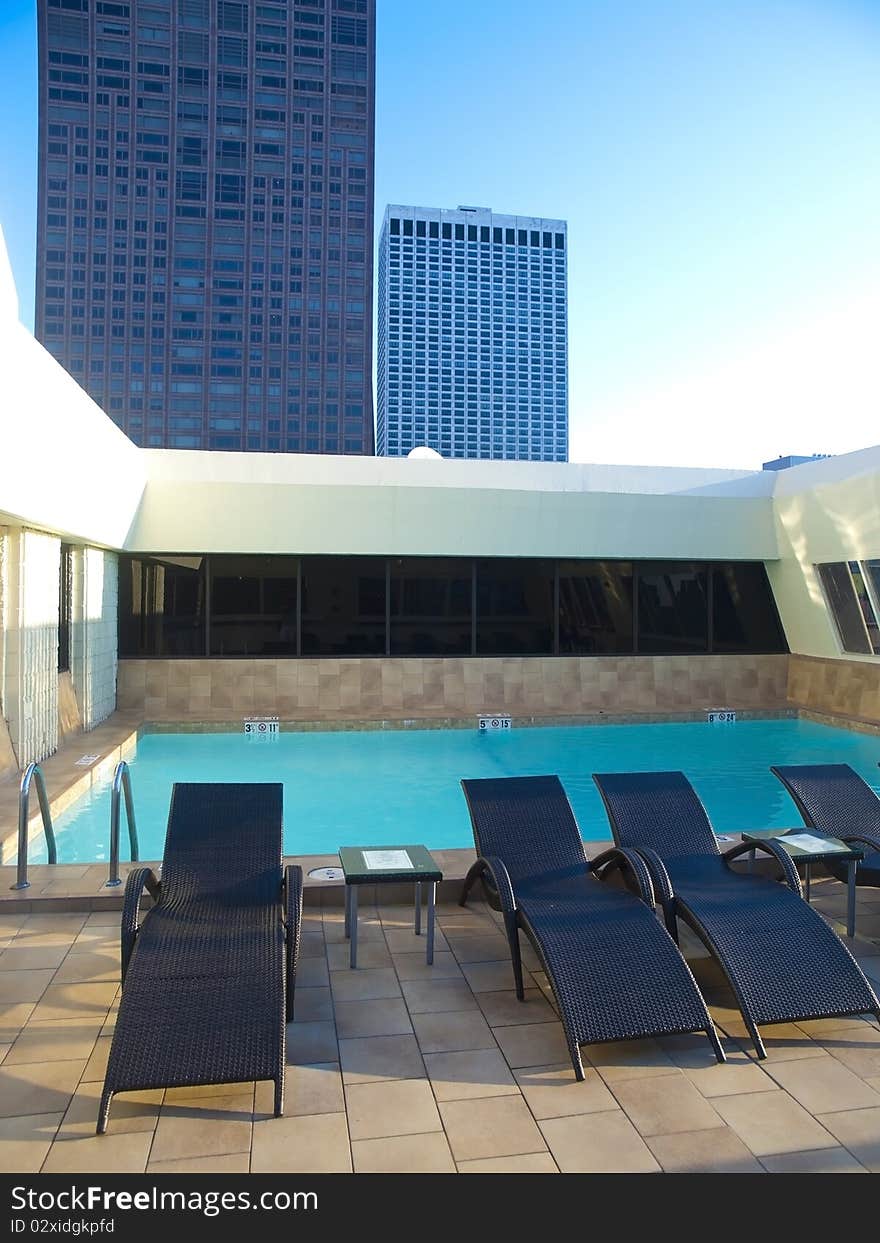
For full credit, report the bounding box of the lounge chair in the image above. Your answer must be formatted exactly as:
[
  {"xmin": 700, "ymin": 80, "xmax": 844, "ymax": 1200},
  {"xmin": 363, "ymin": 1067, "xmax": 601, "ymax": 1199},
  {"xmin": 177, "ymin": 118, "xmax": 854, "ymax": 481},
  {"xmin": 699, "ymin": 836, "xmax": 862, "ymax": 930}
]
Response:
[
  {"xmin": 593, "ymin": 770, "xmax": 880, "ymax": 1058},
  {"xmin": 459, "ymin": 775, "xmax": 725, "ymax": 1079},
  {"xmin": 97, "ymin": 782, "xmax": 302, "ymax": 1134},
  {"xmin": 771, "ymin": 763, "xmax": 880, "ymax": 886}
]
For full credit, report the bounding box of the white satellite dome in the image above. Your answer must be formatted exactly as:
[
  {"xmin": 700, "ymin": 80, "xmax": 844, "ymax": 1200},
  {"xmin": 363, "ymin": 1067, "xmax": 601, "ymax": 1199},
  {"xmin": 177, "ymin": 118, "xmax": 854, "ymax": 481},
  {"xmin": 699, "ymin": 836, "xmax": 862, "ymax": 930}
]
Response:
[{"xmin": 406, "ymin": 446, "xmax": 443, "ymax": 460}]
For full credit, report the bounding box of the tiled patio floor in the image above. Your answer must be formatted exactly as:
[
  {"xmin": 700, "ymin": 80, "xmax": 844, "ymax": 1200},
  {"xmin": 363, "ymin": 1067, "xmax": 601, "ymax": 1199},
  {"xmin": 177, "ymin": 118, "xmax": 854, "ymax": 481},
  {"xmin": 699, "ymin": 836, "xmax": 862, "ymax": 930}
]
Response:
[{"xmin": 1, "ymin": 880, "xmax": 880, "ymax": 1174}]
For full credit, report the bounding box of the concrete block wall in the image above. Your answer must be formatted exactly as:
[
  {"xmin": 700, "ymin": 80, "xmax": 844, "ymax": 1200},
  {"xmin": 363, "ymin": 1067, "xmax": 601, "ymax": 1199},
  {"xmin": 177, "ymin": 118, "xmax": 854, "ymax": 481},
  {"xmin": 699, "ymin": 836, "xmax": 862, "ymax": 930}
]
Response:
[
  {"xmin": 1, "ymin": 529, "xmax": 60, "ymax": 766},
  {"xmin": 71, "ymin": 547, "xmax": 118, "ymax": 731}
]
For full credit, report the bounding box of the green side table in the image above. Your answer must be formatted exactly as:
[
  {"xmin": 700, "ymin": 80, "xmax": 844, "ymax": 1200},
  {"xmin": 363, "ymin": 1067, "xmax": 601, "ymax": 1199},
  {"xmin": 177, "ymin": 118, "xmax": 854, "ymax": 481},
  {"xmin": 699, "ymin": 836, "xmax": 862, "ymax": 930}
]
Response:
[
  {"xmin": 740, "ymin": 828, "xmax": 864, "ymax": 937},
  {"xmin": 338, "ymin": 845, "xmax": 443, "ymax": 969}
]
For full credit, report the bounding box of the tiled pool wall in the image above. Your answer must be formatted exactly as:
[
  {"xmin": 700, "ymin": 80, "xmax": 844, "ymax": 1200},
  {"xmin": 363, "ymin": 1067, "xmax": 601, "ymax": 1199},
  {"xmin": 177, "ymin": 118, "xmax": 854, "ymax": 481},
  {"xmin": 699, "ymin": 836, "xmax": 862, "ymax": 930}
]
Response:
[{"xmin": 117, "ymin": 653, "xmax": 790, "ymax": 720}]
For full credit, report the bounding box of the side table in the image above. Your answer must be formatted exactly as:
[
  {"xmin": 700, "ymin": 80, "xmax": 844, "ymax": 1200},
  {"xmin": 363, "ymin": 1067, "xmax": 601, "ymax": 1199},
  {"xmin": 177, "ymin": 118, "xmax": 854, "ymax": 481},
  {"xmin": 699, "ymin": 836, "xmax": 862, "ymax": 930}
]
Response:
[
  {"xmin": 740, "ymin": 828, "xmax": 865, "ymax": 938},
  {"xmin": 338, "ymin": 845, "xmax": 444, "ymax": 968}
]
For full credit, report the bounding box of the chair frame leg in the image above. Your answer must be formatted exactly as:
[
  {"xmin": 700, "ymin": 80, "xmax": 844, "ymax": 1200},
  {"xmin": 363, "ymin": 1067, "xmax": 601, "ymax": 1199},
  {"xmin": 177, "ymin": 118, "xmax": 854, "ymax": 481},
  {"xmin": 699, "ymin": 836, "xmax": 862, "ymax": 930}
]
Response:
[
  {"xmin": 706, "ymin": 1022, "xmax": 726, "ymax": 1064},
  {"xmin": 96, "ymin": 1087, "xmax": 112, "ymax": 1135},
  {"xmin": 274, "ymin": 1076, "xmax": 284, "ymax": 1118},
  {"xmin": 459, "ymin": 859, "xmax": 483, "ymax": 907},
  {"xmin": 503, "ymin": 911, "xmax": 525, "ymax": 1001}
]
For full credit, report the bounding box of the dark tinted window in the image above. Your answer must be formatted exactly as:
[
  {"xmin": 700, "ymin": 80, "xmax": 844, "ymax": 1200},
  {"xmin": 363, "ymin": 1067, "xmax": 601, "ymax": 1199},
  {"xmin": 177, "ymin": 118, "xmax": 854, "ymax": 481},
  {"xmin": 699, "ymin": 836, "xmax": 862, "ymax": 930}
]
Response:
[
  {"xmin": 119, "ymin": 556, "xmax": 206, "ymax": 656},
  {"xmin": 638, "ymin": 563, "xmax": 708, "ymax": 654},
  {"xmin": 559, "ymin": 561, "xmax": 633, "ymax": 654},
  {"xmin": 817, "ymin": 562, "xmax": 871, "ymax": 654},
  {"xmin": 476, "ymin": 559, "xmax": 554, "ymax": 655},
  {"xmin": 58, "ymin": 544, "xmax": 72, "ymax": 673},
  {"xmin": 390, "ymin": 558, "xmax": 472, "ymax": 655},
  {"xmin": 301, "ymin": 557, "xmax": 386, "ymax": 655},
  {"xmin": 712, "ymin": 563, "xmax": 786, "ymax": 653},
  {"xmin": 209, "ymin": 556, "xmax": 298, "ymax": 656},
  {"xmin": 848, "ymin": 561, "xmax": 880, "ymax": 653}
]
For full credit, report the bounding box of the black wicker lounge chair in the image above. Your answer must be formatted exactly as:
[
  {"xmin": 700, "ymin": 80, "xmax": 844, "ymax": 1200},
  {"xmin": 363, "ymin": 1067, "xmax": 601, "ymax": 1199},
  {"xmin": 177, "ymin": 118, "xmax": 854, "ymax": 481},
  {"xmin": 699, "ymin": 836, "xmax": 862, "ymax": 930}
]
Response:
[
  {"xmin": 97, "ymin": 782, "xmax": 302, "ymax": 1134},
  {"xmin": 593, "ymin": 770, "xmax": 880, "ymax": 1058},
  {"xmin": 772, "ymin": 764, "xmax": 880, "ymax": 887},
  {"xmin": 459, "ymin": 775, "xmax": 725, "ymax": 1079}
]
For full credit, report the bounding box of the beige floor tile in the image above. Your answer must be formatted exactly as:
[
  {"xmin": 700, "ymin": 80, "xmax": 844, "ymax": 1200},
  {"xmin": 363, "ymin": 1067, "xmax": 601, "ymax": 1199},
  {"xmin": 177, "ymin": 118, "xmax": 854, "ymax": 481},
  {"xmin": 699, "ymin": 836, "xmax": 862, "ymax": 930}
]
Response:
[
  {"xmin": 585, "ymin": 1037, "xmax": 680, "ymax": 1083},
  {"xmin": 476, "ymin": 988, "xmax": 557, "ymax": 1028},
  {"xmin": 610, "ymin": 1072, "xmax": 723, "ymax": 1136},
  {"xmin": 252, "ymin": 1110, "xmax": 351, "ymax": 1173},
  {"xmin": 796, "ymin": 1014, "xmax": 877, "ymax": 1036},
  {"xmin": 29, "ymin": 982, "xmax": 118, "ymax": 1023},
  {"xmin": 0, "ymin": 1113, "xmax": 62, "ymax": 1172},
  {"xmin": 295, "ymin": 957, "xmax": 330, "ymax": 989},
  {"xmin": 647, "ymin": 1126, "xmax": 764, "ymax": 1173},
  {"xmin": 444, "ymin": 934, "xmax": 510, "ymax": 963},
  {"xmin": 412, "ymin": 1010, "xmax": 495, "ymax": 1054},
  {"xmin": 460, "ymin": 960, "xmax": 523, "ymax": 993},
  {"xmin": 5, "ymin": 1020, "xmax": 102, "ymax": 1066},
  {"xmin": 713, "ymin": 1090, "xmax": 837, "ymax": 1156},
  {"xmin": 713, "ymin": 1011, "xmax": 827, "ymax": 1061},
  {"xmin": 439, "ymin": 1095, "xmax": 547, "ymax": 1162},
  {"xmin": 765, "ymin": 1055, "xmax": 880, "ymax": 1113},
  {"xmin": 345, "ymin": 1077, "xmax": 442, "ymax": 1140},
  {"xmin": 81, "ymin": 1035, "xmax": 112, "ymax": 1083},
  {"xmin": 424, "ymin": 1048, "xmax": 518, "ymax": 1101},
  {"xmin": 815, "ymin": 1106, "xmax": 880, "ymax": 1172},
  {"xmin": 391, "ymin": 952, "xmax": 463, "ymax": 981},
  {"xmin": 150, "ymin": 1093, "xmax": 253, "ymax": 1163},
  {"xmin": 254, "ymin": 1063, "xmax": 344, "ymax": 1118},
  {"xmin": 53, "ymin": 951, "xmax": 119, "ymax": 984},
  {"xmin": 539, "ymin": 1109, "xmax": 660, "ymax": 1173},
  {"xmin": 400, "ymin": 979, "xmax": 479, "ymax": 1014},
  {"xmin": 0, "ymin": 1002, "xmax": 36, "ymax": 1043},
  {"xmin": 493, "ymin": 1021, "xmax": 570, "ymax": 1069},
  {"xmin": 290, "ymin": 987, "xmax": 333, "ymax": 1024},
  {"xmin": 57, "ymin": 1081, "xmax": 163, "ymax": 1139},
  {"xmin": 42, "ymin": 1131, "xmax": 153, "ymax": 1173},
  {"xmin": 458, "ymin": 1152, "xmax": 558, "ymax": 1173},
  {"xmin": 0, "ymin": 945, "xmax": 69, "ymax": 971},
  {"xmin": 334, "ymin": 998, "xmax": 413, "ymax": 1040},
  {"xmin": 761, "ymin": 1147, "xmax": 868, "ymax": 1173},
  {"xmin": 287, "ymin": 1020, "xmax": 339, "ymax": 1064},
  {"xmin": 352, "ymin": 1132, "xmax": 456, "ymax": 1173},
  {"xmin": 0, "ymin": 969, "xmax": 56, "ymax": 1004},
  {"xmin": 384, "ymin": 928, "xmax": 449, "ymax": 955},
  {"xmin": 339, "ymin": 1034, "xmax": 425, "ymax": 1084},
  {"xmin": 329, "ymin": 967, "xmax": 401, "ymax": 1004},
  {"xmin": 298, "ymin": 932, "xmax": 326, "ymax": 960},
  {"xmin": 0, "ymin": 1059, "xmax": 86, "ymax": 1118},
  {"xmin": 148, "ymin": 1153, "xmax": 251, "ymax": 1174},
  {"xmin": 817, "ymin": 1024, "xmax": 880, "ymax": 1080},
  {"xmin": 326, "ymin": 941, "xmax": 392, "ymax": 971},
  {"xmin": 514, "ymin": 1063, "xmax": 617, "ymax": 1119}
]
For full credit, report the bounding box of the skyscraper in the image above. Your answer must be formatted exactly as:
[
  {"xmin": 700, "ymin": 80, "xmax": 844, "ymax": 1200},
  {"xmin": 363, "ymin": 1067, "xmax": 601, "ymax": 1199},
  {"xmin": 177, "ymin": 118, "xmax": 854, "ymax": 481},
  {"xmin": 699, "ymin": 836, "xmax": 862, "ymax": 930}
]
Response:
[
  {"xmin": 377, "ymin": 205, "xmax": 568, "ymax": 461},
  {"xmin": 36, "ymin": 0, "xmax": 375, "ymax": 454}
]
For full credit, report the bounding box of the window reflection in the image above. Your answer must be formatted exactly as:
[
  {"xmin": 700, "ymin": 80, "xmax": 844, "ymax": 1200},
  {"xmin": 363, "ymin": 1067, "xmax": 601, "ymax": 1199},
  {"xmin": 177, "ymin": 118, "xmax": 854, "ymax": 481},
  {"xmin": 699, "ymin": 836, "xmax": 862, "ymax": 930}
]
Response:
[
  {"xmin": 390, "ymin": 558, "xmax": 472, "ymax": 655},
  {"xmin": 638, "ymin": 563, "xmax": 708, "ymax": 654},
  {"xmin": 559, "ymin": 560, "xmax": 633, "ymax": 653}
]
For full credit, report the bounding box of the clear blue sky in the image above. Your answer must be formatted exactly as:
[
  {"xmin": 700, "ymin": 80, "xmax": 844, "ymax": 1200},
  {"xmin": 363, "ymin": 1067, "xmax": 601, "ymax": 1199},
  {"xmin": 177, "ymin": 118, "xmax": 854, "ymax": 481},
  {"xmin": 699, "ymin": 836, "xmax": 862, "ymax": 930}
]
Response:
[{"xmin": 1, "ymin": 0, "xmax": 879, "ymax": 468}]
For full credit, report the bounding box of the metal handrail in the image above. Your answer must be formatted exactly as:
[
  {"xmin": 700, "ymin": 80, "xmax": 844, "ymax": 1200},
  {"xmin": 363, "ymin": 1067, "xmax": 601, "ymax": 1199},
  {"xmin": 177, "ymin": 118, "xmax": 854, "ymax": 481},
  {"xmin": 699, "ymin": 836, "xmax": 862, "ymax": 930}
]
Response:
[
  {"xmin": 13, "ymin": 763, "xmax": 56, "ymax": 890},
  {"xmin": 107, "ymin": 760, "xmax": 139, "ymax": 887}
]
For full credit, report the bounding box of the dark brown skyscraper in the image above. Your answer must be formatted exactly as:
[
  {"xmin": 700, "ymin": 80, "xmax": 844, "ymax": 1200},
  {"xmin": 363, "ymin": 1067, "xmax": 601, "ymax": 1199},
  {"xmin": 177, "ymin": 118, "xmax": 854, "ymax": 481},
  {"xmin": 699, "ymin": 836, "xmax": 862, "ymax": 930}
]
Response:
[{"xmin": 36, "ymin": 0, "xmax": 375, "ymax": 453}]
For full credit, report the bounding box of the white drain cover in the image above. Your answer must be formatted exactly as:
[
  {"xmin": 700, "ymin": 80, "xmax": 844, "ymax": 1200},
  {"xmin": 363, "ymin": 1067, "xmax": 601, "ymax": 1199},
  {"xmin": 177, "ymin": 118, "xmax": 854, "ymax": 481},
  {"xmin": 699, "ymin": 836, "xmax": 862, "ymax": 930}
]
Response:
[{"xmin": 307, "ymin": 866, "xmax": 344, "ymax": 881}]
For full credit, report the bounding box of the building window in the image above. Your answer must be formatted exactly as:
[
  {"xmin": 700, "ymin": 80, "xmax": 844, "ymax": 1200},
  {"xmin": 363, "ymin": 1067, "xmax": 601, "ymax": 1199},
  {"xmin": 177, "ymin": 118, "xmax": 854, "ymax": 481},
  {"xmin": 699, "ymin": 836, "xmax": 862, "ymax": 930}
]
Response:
[
  {"xmin": 637, "ymin": 562, "xmax": 709, "ymax": 654},
  {"xmin": 119, "ymin": 556, "xmax": 207, "ymax": 656},
  {"xmin": 712, "ymin": 563, "xmax": 787, "ymax": 653},
  {"xmin": 390, "ymin": 558, "xmax": 472, "ymax": 655},
  {"xmin": 816, "ymin": 561, "xmax": 880, "ymax": 655},
  {"xmin": 559, "ymin": 560, "xmax": 633, "ymax": 654},
  {"xmin": 58, "ymin": 544, "xmax": 73, "ymax": 673},
  {"xmin": 209, "ymin": 555, "xmax": 298, "ymax": 656},
  {"xmin": 301, "ymin": 557, "xmax": 386, "ymax": 655},
  {"xmin": 475, "ymin": 558, "xmax": 554, "ymax": 655}
]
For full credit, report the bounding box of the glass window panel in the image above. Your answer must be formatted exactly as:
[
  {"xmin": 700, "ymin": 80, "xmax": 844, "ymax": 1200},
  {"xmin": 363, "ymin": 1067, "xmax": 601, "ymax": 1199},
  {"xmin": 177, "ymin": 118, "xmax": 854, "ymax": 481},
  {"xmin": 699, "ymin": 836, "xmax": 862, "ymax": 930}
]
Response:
[
  {"xmin": 390, "ymin": 557, "xmax": 472, "ymax": 655},
  {"xmin": 301, "ymin": 556, "xmax": 386, "ymax": 655},
  {"xmin": 475, "ymin": 558, "xmax": 554, "ymax": 655},
  {"xmin": 637, "ymin": 562, "xmax": 708, "ymax": 654},
  {"xmin": 209, "ymin": 555, "xmax": 298, "ymax": 655},
  {"xmin": 58, "ymin": 544, "xmax": 73, "ymax": 673},
  {"xmin": 711, "ymin": 564, "xmax": 787, "ymax": 653},
  {"xmin": 118, "ymin": 555, "xmax": 206, "ymax": 656},
  {"xmin": 558, "ymin": 560, "xmax": 633, "ymax": 654},
  {"xmin": 816, "ymin": 562, "xmax": 871, "ymax": 654},
  {"xmin": 848, "ymin": 562, "xmax": 880, "ymax": 654}
]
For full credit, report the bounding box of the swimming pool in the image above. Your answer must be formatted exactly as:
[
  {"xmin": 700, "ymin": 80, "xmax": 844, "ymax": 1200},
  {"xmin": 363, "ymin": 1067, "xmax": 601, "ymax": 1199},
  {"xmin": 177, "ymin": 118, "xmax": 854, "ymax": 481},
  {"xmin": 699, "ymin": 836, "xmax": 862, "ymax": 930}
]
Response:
[{"xmin": 42, "ymin": 717, "xmax": 880, "ymax": 863}]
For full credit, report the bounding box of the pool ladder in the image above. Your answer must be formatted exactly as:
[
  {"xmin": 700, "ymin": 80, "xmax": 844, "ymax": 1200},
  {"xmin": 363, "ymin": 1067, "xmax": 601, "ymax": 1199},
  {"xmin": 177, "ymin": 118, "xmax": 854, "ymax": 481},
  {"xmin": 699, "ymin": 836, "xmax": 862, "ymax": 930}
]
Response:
[{"xmin": 11, "ymin": 759, "xmax": 139, "ymax": 890}]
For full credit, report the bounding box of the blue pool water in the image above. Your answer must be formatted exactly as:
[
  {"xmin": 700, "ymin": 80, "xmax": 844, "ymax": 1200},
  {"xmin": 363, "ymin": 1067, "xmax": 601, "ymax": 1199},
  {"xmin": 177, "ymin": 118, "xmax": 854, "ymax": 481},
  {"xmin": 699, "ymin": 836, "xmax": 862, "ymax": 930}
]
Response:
[{"xmin": 44, "ymin": 718, "xmax": 880, "ymax": 863}]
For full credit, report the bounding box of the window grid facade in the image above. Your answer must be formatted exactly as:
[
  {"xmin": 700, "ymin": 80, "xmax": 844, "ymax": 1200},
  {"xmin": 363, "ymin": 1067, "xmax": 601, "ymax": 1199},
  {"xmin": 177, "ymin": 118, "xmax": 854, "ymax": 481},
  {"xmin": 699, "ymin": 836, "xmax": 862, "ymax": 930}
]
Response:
[
  {"xmin": 36, "ymin": 0, "xmax": 375, "ymax": 455},
  {"xmin": 377, "ymin": 205, "xmax": 568, "ymax": 461}
]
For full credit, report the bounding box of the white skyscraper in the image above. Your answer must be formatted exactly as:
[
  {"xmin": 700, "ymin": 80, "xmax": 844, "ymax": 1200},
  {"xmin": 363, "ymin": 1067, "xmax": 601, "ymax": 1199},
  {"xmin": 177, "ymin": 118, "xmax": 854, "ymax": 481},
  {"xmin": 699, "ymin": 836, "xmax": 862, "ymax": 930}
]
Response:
[{"xmin": 377, "ymin": 205, "xmax": 568, "ymax": 460}]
